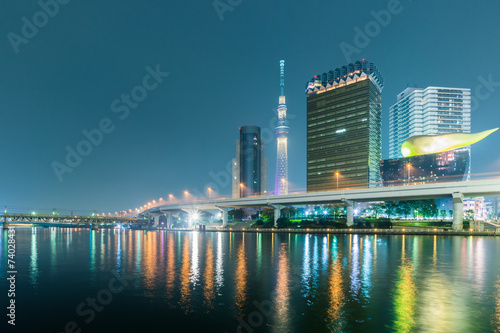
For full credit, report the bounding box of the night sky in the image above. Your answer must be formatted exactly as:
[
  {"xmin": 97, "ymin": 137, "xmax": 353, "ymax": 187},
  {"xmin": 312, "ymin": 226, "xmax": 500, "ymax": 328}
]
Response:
[{"xmin": 1, "ymin": 0, "xmax": 500, "ymax": 214}]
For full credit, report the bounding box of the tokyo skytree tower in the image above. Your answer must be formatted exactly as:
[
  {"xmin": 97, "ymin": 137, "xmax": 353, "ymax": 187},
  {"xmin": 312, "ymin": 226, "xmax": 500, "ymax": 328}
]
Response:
[{"xmin": 274, "ymin": 60, "xmax": 289, "ymax": 195}]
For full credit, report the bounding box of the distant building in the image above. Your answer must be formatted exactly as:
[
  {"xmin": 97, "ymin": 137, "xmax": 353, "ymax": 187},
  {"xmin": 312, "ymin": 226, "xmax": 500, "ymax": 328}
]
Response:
[
  {"xmin": 492, "ymin": 197, "xmax": 500, "ymax": 218},
  {"xmin": 232, "ymin": 126, "xmax": 268, "ymax": 198},
  {"xmin": 305, "ymin": 59, "xmax": 383, "ymax": 191},
  {"xmin": 463, "ymin": 197, "xmax": 489, "ymax": 221},
  {"xmin": 383, "ymin": 86, "xmax": 472, "ymax": 185},
  {"xmin": 389, "ymin": 86, "xmax": 471, "ymax": 159},
  {"xmin": 380, "ymin": 148, "xmax": 469, "ymax": 186}
]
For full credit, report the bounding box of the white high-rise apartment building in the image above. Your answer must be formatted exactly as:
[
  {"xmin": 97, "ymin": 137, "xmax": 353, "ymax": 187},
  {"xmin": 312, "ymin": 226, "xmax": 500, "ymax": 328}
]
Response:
[{"xmin": 389, "ymin": 86, "xmax": 471, "ymax": 159}]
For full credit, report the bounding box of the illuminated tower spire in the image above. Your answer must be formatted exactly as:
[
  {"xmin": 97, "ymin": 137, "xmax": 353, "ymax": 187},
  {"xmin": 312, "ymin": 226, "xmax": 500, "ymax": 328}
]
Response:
[{"xmin": 275, "ymin": 60, "xmax": 289, "ymax": 195}]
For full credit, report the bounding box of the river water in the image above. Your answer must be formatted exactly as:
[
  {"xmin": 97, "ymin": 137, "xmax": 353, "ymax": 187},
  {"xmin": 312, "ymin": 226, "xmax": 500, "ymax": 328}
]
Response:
[{"xmin": 2, "ymin": 227, "xmax": 500, "ymax": 332}]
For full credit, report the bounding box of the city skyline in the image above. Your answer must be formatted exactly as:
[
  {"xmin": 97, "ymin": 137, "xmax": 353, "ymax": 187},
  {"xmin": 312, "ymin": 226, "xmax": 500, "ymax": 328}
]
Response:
[{"xmin": 1, "ymin": 1, "xmax": 500, "ymax": 213}]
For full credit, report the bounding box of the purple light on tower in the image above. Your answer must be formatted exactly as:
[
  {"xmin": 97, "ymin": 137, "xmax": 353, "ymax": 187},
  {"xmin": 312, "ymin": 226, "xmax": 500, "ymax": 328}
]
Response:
[{"xmin": 275, "ymin": 60, "xmax": 289, "ymax": 195}]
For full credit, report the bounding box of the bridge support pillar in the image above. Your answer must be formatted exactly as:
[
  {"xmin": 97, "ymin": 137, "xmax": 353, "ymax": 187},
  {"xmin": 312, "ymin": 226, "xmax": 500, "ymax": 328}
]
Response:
[
  {"xmin": 267, "ymin": 204, "xmax": 283, "ymax": 228},
  {"xmin": 165, "ymin": 212, "xmax": 173, "ymax": 229},
  {"xmin": 149, "ymin": 213, "xmax": 162, "ymax": 229},
  {"xmin": 274, "ymin": 205, "xmax": 283, "ymax": 228},
  {"xmin": 153, "ymin": 215, "xmax": 160, "ymax": 228},
  {"xmin": 342, "ymin": 199, "xmax": 354, "ymax": 227},
  {"xmin": 452, "ymin": 192, "xmax": 464, "ymax": 231},
  {"xmin": 216, "ymin": 207, "xmax": 229, "ymax": 228},
  {"xmin": 2, "ymin": 222, "xmax": 9, "ymax": 229}
]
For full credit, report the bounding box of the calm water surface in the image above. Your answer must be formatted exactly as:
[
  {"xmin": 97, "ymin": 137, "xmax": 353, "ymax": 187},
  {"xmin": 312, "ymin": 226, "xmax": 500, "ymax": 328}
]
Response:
[{"xmin": 2, "ymin": 228, "xmax": 500, "ymax": 332}]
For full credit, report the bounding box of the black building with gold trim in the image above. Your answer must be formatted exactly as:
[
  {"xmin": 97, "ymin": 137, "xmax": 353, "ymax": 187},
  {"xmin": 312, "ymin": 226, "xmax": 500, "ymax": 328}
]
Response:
[{"xmin": 305, "ymin": 60, "xmax": 383, "ymax": 191}]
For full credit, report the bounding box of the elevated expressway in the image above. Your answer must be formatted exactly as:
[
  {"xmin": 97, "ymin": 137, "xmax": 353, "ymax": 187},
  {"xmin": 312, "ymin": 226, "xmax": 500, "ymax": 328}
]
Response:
[
  {"xmin": 142, "ymin": 179, "xmax": 500, "ymax": 231},
  {"xmin": 0, "ymin": 212, "xmax": 140, "ymax": 228}
]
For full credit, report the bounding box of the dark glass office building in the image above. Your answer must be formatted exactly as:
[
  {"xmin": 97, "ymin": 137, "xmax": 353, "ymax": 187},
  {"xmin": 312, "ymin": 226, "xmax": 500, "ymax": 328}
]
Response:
[
  {"xmin": 380, "ymin": 148, "xmax": 469, "ymax": 186},
  {"xmin": 232, "ymin": 126, "xmax": 268, "ymax": 198},
  {"xmin": 306, "ymin": 60, "xmax": 383, "ymax": 191}
]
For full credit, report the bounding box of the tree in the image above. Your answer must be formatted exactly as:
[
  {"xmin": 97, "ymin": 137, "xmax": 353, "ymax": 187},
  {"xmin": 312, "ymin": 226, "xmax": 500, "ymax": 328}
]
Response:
[
  {"xmin": 416, "ymin": 199, "xmax": 434, "ymax": 218},
  {"xmin": 440, "ymin": 210, "xmax": 447, "ymax": 220},
  {"xmin": 276, "ymin": 217, "xmax": 291, "ymax": 229},
  {"xmin": 448, "ymin": 210, "xmax": 454, "ymax": 219},
  {"xmin": 371, "ymin": 203, "xmax": 385, "ymax": 219},
  {"xmin": 228, "ymin": 209, "xmax": 243, "ymax": 221},
  {"xmin": 327, "ymin": 204, "xmax": 344, "ymax": 219},
  {"xmin": 384, "ymin": 201, "xmax": 398, "ymax": 219},
  {"xmin": 397, "ymin": 201, "xmax": 412, "ymax": 219},
  {"xmin": 408, "ymin": 201, "xmax": 421, "ymax": 219},
  {"xmin": 261, "ymin": 208, "xmax": 274, "ymax": 222},
  {"xmin": 429, "ymin": 199, "xmax": 439, "ymax": 218},
  {"xmin": 282, "ymin": 207, "xmax": 297, "ymax": 219}
]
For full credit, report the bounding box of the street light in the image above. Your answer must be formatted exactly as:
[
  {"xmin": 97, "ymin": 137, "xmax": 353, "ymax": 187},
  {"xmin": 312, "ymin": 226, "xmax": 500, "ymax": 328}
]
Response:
[
  {"xmin": 335, "ymin": 172, "xmax": 339, "ymax": 190},
  {"xmin": 207, "ymin": 187, "xmax": 213, "ymax": 200},
  {"xmin": 169, "ymin": 194, "xmax": 174, "ymax": 201},
  {"xmin": 184, "ymin": 191, "xmax": 189, "ymax": 201},
  {"xmin": 407, "ymin": 163, "xmax": 411, "ymax": 185},
  {"xmin": 239, "ymin": 183, "xmax": 244, "ymax": 198}
]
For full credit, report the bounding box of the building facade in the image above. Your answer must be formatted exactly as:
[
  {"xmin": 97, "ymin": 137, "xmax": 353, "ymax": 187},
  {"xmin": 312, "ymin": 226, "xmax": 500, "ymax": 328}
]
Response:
[
  {"xmin": 380, "ymin": 148, "xmax": 469, "ymax": 186},
  {"xmin": 492, "ymin": 197, "xmax": 500, "ymax": 219},
  {"xmin": 232, "ymin": 126, "xmax": 268, "ymax": 198},
  {"xmin": 463, "ymin": 197, "xmax": 489, "ymax": 221},
  {"xmin": 386, "ymin": 86, "xmax": 472, "ymax": 185},
  {"xmin": 305, "ymin": 60, "xmax": 383, "ymax": 191},
  {"xmin": 389, "ymin": 86, "xmax": 471, "ymax": 159}
]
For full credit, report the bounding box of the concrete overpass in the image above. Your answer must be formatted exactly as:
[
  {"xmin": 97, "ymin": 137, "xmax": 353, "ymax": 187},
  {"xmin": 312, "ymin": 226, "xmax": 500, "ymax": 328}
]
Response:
[
  {"xmin": 142, "ymin": 179, "xmax": 500, "ymax": 230},
  {"xmin": 0, "ymin": 212, "xmax": 141, "ymax": 228}
]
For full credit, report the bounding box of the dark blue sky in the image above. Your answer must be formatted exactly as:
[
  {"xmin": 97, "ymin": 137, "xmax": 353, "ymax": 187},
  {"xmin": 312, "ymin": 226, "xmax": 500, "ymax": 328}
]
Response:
[{"xmin": 1, "ymin": 0, "xmax": 500, "ymax": 214}]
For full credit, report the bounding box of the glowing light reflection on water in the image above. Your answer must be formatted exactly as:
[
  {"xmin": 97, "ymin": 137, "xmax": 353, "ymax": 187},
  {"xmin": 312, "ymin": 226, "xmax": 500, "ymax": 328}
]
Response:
[{"xmin": 6, "ymin": 229, "xmax": 500, "ymax": 333}]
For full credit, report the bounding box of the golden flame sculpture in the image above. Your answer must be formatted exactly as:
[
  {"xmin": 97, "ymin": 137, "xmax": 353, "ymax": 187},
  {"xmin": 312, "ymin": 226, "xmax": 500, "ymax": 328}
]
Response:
[{"xmin": 401, "ymin": 128, "xmax": 498, "ymax": 157}]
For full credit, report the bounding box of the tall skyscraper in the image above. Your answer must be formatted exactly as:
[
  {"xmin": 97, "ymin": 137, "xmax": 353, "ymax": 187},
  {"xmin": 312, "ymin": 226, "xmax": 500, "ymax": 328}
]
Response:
[
  {"xmin": 275, "ymin": 60, "xmax": 289, "ymax": 195},
  {"xmin": 232, "ymin": 126, "xmax": 268, "ymax": 198},
  {"xmin": 305, "ymin": 60, "xmax": 383, "ymax": 191},
  {"xmin": 389, "ymin": 86, "xmax": 471, "ymax": 159}
]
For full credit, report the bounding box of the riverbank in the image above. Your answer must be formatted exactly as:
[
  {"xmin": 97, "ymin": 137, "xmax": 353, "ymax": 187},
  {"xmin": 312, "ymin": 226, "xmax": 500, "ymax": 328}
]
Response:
[
  {"xmin": 155, "ymin": 225, "xmax": 500, "ymax": 237},
  {"xmin": 4, "ymin": 223, "xmax": 498, "ymax": 237}
]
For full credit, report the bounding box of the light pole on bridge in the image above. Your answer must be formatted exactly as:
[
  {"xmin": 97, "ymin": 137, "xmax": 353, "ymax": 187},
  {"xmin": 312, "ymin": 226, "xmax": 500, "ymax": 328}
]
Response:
[{"xmin": 407, "ymin": 163, "xmax": 411, "ymax": 185}]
